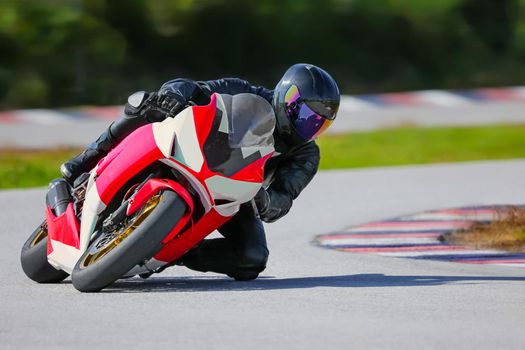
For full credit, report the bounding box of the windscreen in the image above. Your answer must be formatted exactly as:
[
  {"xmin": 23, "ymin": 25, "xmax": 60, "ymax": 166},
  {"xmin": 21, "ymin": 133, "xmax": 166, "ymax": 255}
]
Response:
[
  {"xmin": 202, "ymin": 93, "xmax": 275, "ymax": 177},
  {"xmin": 222, "ymin": 93, "xmax": 275, "ymax": 148}
]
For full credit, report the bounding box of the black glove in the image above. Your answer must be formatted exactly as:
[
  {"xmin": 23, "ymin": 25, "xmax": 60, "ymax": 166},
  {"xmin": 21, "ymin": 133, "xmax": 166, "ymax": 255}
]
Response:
[
  {"xmin": 124, "ymin": 91, "xmax": 166, "ymax": 122},
  {"xmin": 124, "ymin": 90, "xmax": 188, "ymax": 122},
  {"xmin": 254, "ymin": 188, "xmax": 270, "ymax": 218},
  {"xmin": 157, "ymin": 91, "xmax": 188, "ymax": 118},
  {"xmin": 254, "ymin": 187, "xmax": 294, "ymax": 223}
]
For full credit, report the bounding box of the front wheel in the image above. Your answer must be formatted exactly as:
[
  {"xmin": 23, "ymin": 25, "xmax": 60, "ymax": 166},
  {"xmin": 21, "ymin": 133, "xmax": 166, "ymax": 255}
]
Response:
[
  {"xmin": 20, "ymin": 221, "xmax": 69, "ymax": 283},
  {"xmin": 71, "ymin": 191, "xmax": 187, "ymax": 292}
]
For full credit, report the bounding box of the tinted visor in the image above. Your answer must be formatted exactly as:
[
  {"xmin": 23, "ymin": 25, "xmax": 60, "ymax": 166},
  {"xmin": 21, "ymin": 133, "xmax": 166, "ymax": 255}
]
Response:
[{"xmin": 285, "ymin": 85, "xmax": 333, "ymax": 140}]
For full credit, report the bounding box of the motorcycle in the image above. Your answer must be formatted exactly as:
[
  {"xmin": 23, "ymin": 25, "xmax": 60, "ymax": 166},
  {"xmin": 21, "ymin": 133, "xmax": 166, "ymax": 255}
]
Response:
[{"xmin": 20, "ymin": 93, "xmax": 275, "ymax": 292}]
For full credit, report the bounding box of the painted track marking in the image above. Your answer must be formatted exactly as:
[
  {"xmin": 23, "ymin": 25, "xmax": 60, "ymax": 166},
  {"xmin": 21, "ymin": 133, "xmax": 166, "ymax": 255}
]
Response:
[{"xmin": 315, "ymin": 206, "xmax": 525, "ymax": 268}]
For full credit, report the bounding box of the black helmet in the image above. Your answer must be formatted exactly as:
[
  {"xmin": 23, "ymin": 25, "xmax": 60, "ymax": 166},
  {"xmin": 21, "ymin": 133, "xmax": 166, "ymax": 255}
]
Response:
[{"xmin": 273, "ymin": 63, "xmax": 340, "ymax": 143}]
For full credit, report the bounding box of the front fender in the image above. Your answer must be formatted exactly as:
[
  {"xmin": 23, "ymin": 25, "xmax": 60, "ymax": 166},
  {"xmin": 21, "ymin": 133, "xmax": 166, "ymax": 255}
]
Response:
[
  {"xmin": 126, "ymin": 178, "xmax": 194, "ymax": 244},
  {"xmin": 126, "ymin": 178, "xmax": 194, "ymax": 217}
]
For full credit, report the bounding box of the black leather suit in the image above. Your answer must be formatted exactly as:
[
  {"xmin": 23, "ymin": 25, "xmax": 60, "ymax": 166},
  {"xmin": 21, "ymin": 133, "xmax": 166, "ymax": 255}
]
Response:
[{"xmin": 112, "ymin": 78, "xmax": 320, "ymax": 280}]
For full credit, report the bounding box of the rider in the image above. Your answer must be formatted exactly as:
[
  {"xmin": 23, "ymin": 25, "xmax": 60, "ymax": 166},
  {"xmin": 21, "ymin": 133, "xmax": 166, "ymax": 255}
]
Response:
[{"xmin": 60, "ymin": 63, "xmax": 340, "ymax": 281}]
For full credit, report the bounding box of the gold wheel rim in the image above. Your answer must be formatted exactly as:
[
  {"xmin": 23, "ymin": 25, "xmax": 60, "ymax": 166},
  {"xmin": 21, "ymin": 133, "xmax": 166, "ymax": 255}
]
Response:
[
  {"xmin": 80, "ymin": 194, "xmax": 162, "ymax": 268},
  {"xmin": 31, "ymin": 224, "xmax": 48, "ymax": 247}
]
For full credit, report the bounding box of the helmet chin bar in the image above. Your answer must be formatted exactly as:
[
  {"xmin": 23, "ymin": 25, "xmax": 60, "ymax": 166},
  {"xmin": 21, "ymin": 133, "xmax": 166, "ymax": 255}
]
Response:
[{"xmin": 274, "ymin": 109, "xmax": 309, "ymax": 147}]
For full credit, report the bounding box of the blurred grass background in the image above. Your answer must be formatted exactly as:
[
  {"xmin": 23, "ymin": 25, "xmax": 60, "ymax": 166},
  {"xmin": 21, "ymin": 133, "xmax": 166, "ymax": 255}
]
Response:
[
  {"xmin": 317, "ymin": 124, "xmax": 525, "ymax": 169},
  {"xmin": 0, "ymin": 148, "xmax": 79, "ymax": 189},
  {"xmin": 0, "ymin": 0, "xmax": 525, "ymax": 108}
]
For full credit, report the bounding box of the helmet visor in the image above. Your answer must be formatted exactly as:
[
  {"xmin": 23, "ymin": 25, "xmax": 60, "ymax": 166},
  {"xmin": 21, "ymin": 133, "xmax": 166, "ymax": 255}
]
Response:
[{"xmin": 285, "ymin": 85, "xmax": 333, "ymax": 140}]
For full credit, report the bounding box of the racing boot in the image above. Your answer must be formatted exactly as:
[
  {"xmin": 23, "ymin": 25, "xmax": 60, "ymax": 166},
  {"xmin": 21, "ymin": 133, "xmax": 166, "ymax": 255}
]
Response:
[{"xmin": 60, "ymin": 129, "xmax": 117, "ymax": 184}]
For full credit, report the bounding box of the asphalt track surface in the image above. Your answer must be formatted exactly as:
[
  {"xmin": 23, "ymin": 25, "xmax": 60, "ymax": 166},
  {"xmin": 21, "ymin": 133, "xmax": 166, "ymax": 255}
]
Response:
[{"xmin": 1, "ymin": 159, "xmax": 525, "ymax": 349}]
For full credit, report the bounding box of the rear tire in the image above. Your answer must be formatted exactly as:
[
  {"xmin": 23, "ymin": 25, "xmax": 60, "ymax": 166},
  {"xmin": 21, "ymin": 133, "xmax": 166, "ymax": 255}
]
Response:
[
  {"xmin": 20, "ymin": 221, "xmax": 69, "ymax": 283},
  {"xmin": 71, "ymin": 191, "xmax": 187, "ymax": 292}
]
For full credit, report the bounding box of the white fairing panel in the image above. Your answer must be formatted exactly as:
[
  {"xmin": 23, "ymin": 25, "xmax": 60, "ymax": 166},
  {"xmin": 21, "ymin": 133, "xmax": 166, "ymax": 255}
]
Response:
[
  {"xmin": 80, "ymin": 185, "xmax": 106, "ymax": 251},
  {"xmin": 152, "ymin": 107, "xmax": 204, "ymax": 172},
  {"xmin": 205, "ymin": 175, "xmax": 261, "ymax": 204},
  {"xmin": 160, "ymin": 158, "xmax": 213, "ymax": 212},
  {"xmin": 204, "ymin": 175, "xmax": 262, "ymax": 216},
  {"xmin": 80, "ymin": 170, "xmax": 107, "ymax": 251},
  {"xmin": 47, "ymin": 240, "xmax": 82, "ymax": 274}
]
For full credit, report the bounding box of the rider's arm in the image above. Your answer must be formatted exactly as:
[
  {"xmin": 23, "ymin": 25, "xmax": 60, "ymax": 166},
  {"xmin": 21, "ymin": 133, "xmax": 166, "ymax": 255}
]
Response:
[
  {"xmin": 110, "ymin": 79, "xmax": 208, "ymax": 142},
  {"xmin": 159, "ymin": 77, "xmax": 274, "ymax": 104},
  {"xmin": 203, "ymin": 78, "xmax": 274, "ymax": 104},
  {"xmin": 111, "ymin": 77, "xmax": 272, "ymax": 144},
  {"xmin": 255, "ymin": 141, "xmax": 320, "ymax": 223},
  {"xmin": 158, "ymin": 78, "xmax": 211, "ymax": 105}
]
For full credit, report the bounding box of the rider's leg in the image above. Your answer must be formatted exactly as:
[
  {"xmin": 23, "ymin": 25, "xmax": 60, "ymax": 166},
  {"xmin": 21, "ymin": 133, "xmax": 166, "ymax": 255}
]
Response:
[
  {"xmin": 60, "ymin": 92, "xmax": 159, "ymax": 183},
  {"xmin": 60, "ymin": 115, "xmax": 150, "ymax": 183},
  {"xmin": 181, "ymin": 204, "xmax": 269, "ymax": 281}
]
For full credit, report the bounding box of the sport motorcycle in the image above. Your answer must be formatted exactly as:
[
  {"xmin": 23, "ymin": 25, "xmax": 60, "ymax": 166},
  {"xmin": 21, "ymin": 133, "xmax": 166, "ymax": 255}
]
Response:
[{"xmin": 20, "ymin": 93, "xmax": 275, "ymax": 292}]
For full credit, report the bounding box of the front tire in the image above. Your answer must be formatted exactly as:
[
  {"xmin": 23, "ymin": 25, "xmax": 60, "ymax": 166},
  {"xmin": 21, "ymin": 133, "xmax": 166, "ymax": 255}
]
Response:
[
  {"xmin": 71, "ymin": 191, "xmax": 187, "ymax": 292},
  {"xmin": 20, "ymin": 221, "xmax": 69, "ymax": 283}
]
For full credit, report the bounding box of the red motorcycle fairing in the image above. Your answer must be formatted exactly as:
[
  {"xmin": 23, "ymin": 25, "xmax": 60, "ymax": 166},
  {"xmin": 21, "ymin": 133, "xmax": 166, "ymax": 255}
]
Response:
[
  {"xmin": 95, "ymin": 94, "xmax": 272, "ymax": 210},
  {"xmin": 95, "ymin": 124, "xmax": 165, "ymax": 206},
  {"xmin": 46, "ymin": 203, "xmax": 80, "ymax": 255},
  {"xmin": 154, "ymin": 207, "xmax": 230, "ymax": 263}
]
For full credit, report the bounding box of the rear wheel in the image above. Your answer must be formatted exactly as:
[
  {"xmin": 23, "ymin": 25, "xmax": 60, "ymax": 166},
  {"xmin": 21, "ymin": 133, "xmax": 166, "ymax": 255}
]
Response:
[
  {"xmin": 71, "ymin": 191, "xmax": 187, "ymax": 292},
  {"xmin": 20, "ymin": 221, "xmax": 69, "ymax": 283}
]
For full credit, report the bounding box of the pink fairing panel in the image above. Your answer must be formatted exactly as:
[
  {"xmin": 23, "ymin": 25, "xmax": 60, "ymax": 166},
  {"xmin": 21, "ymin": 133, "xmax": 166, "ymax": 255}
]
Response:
[
  {"xmin": 96, "ymin": 124, "xmax": 164, "ymax": 205},
  {"xmin": 46, "ymin": 203, "xmax": 80, "ymax": 255}
]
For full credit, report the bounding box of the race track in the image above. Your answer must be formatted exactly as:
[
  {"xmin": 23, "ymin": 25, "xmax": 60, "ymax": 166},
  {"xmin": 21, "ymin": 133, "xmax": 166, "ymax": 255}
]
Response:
[{"xmin": 1, "ymin": 160, "xmax": 525, "ymax": 349}]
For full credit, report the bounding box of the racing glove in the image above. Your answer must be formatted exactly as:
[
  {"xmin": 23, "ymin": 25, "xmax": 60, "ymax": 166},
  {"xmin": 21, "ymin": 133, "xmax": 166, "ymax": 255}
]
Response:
[
  {"xmin": 124, "ymin": 90, "xmax": 185, "ymax": 122},
  {"xmin": 254, "ymin": 142, "xmax": 320, "ymax": 223},
  {"xmin": 254, "ymin": 188, "xmax": 292, "ymax": 223},
  {"xmin": 124, "ymin": 91, "xmax": 164, "ymax": 122},
  {"xmin": 112, "ymin": 90, "xmax": 188, "ymax": 141},
  {"xmin": 157, "ymin": 90, "xmax": 189, "ymax": 118},
  {"xmin": 254, "ymin": 188, "xmax": 270, "ymax": 217}
]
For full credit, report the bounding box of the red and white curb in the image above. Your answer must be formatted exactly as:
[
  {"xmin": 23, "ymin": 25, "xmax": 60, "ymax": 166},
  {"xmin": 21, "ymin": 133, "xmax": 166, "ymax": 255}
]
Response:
[
  {"xmin": 315, "ymin": 206, "xmax": 525, "ymax": 268},
  {"xmin": 0, "ymin": 106, "xmax": 123, "ymax": 125},
  {"xmin": 342, "ymin": 86, "xmax": 525, "ymax": 112}
]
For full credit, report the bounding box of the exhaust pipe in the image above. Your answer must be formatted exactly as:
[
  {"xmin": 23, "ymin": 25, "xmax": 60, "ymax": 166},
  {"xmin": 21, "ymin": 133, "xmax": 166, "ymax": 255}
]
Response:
[{"xmin": 46, "ymin": 179, "xmax": 72, "ymax": 216}]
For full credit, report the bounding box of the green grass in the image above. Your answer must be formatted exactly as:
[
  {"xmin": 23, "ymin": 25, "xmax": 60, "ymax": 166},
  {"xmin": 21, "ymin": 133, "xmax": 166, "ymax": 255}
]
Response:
[
  {"xmin": 317, "ymin": 124, "xmax": 525, "ymax": 169},
  {"xmin": 1, "ymin": 124, "xmax": 525, "ymax": 189},
  {"xmin": 0, "ymin": 148, "xmax": 80, "ymax": 189}
]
